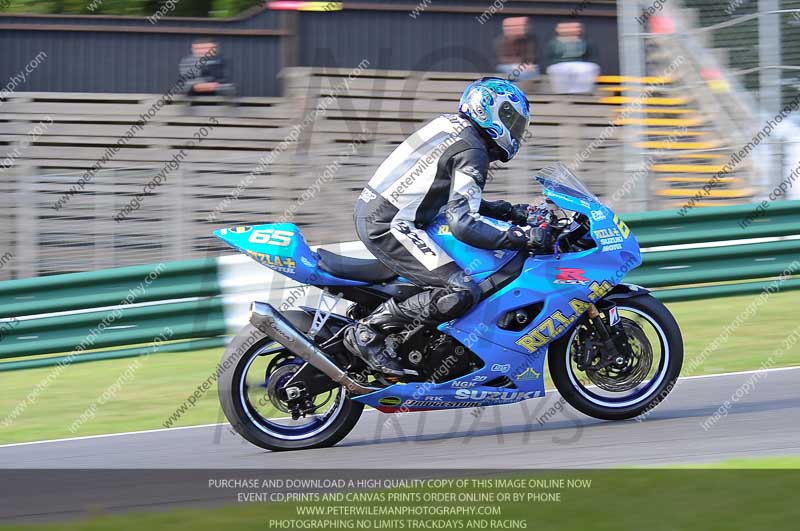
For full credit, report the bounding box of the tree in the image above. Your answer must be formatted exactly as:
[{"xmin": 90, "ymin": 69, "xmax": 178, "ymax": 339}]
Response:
[{"xmin": 0, "ymin": 0, "xmax": 262, "ymax": 17}]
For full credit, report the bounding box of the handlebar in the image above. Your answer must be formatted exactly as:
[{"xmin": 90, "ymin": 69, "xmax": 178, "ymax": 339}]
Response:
[{"xmin": 526, "ymin": 210, "xmax": 592, "ymax": 255}]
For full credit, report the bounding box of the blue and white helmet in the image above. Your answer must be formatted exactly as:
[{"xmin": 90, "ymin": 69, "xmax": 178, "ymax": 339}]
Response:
[{"xmin": 458, "ymin": 77, "xmax": 529, "ymax": 162}]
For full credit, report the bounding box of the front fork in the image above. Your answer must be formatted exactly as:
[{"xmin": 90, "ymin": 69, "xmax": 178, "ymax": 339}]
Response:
[{"xmin": 575, "ymin": 302, "xmax": 633, "ymax": 371}]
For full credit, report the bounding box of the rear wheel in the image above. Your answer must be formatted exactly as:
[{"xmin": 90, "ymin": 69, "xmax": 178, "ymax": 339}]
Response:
[
  {"xmin": 548, "ymin": 294, "xmax": 683, "ymax": 420},
  {"xmin": 218, "ymin": 311, "xmax": 363, "ymax": 451}
]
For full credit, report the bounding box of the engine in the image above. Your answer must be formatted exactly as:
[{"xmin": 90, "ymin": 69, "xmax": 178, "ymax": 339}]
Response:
[{"xmin": 394, "ymin": 329, "xmax": 482, "ymax": 382}]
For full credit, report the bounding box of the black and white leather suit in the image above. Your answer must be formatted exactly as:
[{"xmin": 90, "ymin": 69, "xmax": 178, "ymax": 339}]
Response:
[{"xmin": 352, "ymin": 113, "xmax": 528, "ymax": 331}]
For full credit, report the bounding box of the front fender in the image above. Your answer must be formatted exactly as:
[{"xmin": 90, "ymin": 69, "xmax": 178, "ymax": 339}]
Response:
[{"xmin": 599, "ymin": 283, "xmax": 650, "ymax": 304}]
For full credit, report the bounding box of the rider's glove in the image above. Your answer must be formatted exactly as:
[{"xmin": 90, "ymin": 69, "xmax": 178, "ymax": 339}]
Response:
[
  {"xmin": 527, "ymin": 223, "xmax": 556, "ymax": 253},
  {"xmin": 505, "ymin": 226, "xmax": 530, "ymax": 249},
  {"xmin": 481, "ymin": 200, "xmax": 530, "ymax": 226},
  {"xmin": 508, "ymin": 203, "xmax": 531, "ymax": 226}
]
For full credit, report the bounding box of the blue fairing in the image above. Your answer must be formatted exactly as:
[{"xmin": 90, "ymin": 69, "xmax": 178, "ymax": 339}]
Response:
[
  {"xmin": 353, "ymin": 186, "xmax": 642, "ymax": 411},
  {"xmin": 214, "ymin": 224, "xmax": 369, "ymax": 286},
  {"xmin": 424, "ymin": 214, "xmax": 517, "ymax": 282}
]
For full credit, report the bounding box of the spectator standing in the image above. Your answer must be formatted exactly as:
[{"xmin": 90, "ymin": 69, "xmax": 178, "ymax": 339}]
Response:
[
  {"xmin": 545, "ymin": 22, "xmax": 600, "ymax": 94},
  {"xmin": 495, "ymin": 17, "xmax": 539, "ymax": 82}
]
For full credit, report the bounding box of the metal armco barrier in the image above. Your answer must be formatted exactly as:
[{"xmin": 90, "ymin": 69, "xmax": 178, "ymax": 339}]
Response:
[
  {"xmin": 622, "ymin": 200, "xmax": 800, "ymax": 247},
  {"xmin": 0, "ymin": 202, "xmax": 798, "ymax": 371},
  {"xmin": 0, "ymin": 258, "xmax": 220, "ymax": 319}
]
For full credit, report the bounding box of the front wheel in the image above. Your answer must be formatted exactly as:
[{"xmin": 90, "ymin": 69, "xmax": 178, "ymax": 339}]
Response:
[
  {"xmin": 548, "ymin": 294, "xmax": 683, "ymax": 421},
  {"xmin": 218, "ymin": 312, "xmax": 364, "ymax": 451}
]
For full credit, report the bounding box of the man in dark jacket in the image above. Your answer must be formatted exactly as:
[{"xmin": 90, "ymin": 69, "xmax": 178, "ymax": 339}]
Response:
[
  {"xmin": 343, "ymin": 78, "xmax": 540, "ymax": 375},
  {"xmin": 179, "ymin": 39, "xmax": 235, "ymax": 97}
]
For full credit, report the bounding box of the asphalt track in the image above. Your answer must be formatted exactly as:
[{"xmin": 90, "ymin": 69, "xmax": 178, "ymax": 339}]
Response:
[
  {"xmin": 2, "ymin": 367, "xmax": 799, "ymax": 469},
  {"xmin": 1, "ymin": 367, "xmax": 799, "ymax": 522}
]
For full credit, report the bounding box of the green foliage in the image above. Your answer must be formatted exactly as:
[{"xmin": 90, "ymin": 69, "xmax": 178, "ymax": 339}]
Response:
[
  {"xmin": 0, "ymin": 0, "xmax": 262, "ymax": 17},
  {"xmin": 211, "ymin": 0, "xmax": 262, "ymax": 18}
]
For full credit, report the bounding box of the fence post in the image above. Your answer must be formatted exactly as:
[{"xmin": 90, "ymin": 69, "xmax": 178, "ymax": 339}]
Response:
[
  {"xmin": 167, "ymin": 164, "xmax": 187, "ymax": 262},
  {"xmin": 93, "ymin": 170, "xmax": 114, "ymax": 271},
  {"xmin": 617, "ymin": 0, "xmax": 648, "ymax": 212},
  {"xmin": 14, "ymin": 167, "xmax": 38, "ymax": 279},
  {"xmin": 757, "ymin": 0, "xmax": 781, "ymax": 194}
]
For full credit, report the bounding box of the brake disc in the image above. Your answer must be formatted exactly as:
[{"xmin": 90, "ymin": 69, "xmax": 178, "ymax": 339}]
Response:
[{"xmin": 586, "ymin": 318, "xmax": 653, "ymax": 392}]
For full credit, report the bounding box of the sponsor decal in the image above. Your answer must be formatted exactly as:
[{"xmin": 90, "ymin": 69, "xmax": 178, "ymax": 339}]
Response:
[
  {"xmin": 267, "ymin": 318, "xmax": 295, "ymax": 343},
  {"xmin": 590, "ymin": 210, "xmax": 607, "ymax": 221},
  {"xmin": 404, "ymin": 400, "xmax": 483, "ymax": 408},
  {"xmin": 608, "ymin": 306, "xmax": 620, "ymax": 326},
  {"xmin": 437, "ymin": 224, "xmax": 451, "ymax": 235},
  {"xmin": 593, "ymin": 226, "xmax": 625, "ymax": 252},
  {"xmin": 248, "ymin": 229, "xmax": 295, "ymax": 247},
  {"xmin": 516, "ymin": 280, "xmax": 613, "ymax": 353},
  {"xmin": 300, "ymin": 256, "xmax": 314, "ymax": 267},
  {"xmin": 424, "ymin": 396, "xmax": 444, "ymax": 401},
  {"xmin": 378, "ymin": 396, "xmax": 402, "ymax": 406},
  {"xmin": 452, "ymin": 380, "xmax": 478, "ymax": 388},
  {"xmin": 493, "ymin": 250, "xmax": 506, "ymax": 259},
  {"xmin": 548, "ymin": 191, "xmax": 590, "ymax": 209},
  {"xmin": 554, "ymin": 267, "xmax": 589, "ymax": 285},
  {"xmin": 246, "ymin": 251, "xmax": 297, "ymax": 273},
  {"xmin": 491, "ymin": 363, "xmax": 511, "ymax": 373},
  {"xmin": 612, "ymin": 214, "xmax": 631, "ymax": 239},
  {"xmin": 593, "ymin": 227, "xmax": 621, "ymax": 239},
  {"xmin": 593, "ymin": 214, "xmax": 631, "ymax": 253},
  {"xmin": 230, "ymin": 226, "xmax": 252, "ymax": 233},
  {"xmin": 395, "ymin": 221, "xmax": 437, "ymax": 256},
  {"xmin": 516, "ymin": 367, "xmax": 541, "ymax": 381},
  {"xmin": 454, "ymin": 389, "xmax": 539, "ymax": 401},
  {"xmin": 546, "ymin": 191, "xmax": 574, "ymax": 203}
]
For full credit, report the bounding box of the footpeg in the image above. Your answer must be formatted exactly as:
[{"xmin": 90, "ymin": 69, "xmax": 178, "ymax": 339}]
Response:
[{"xmin": 343, "ymin": 324, "xmax": 406, "ymax": 376}]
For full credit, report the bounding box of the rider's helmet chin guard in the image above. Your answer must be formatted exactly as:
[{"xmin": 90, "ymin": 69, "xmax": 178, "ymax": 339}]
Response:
[{"xmin": 458, "ymin": 77, "xmax": 530, "ymax": 163}]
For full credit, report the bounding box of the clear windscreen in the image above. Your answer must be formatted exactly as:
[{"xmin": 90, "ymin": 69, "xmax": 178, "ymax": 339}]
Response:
[{"xmin": 534, "ymin": 163, "xmax": 599, "ymax": 204}]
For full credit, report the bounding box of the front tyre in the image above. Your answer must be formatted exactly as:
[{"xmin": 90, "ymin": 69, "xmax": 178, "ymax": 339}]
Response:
[
  {"xmin": 218, "ymin": 312, "xmax": 363, "ymax": 451},
  {"xmin": 548, "ymin": 294, "xmax": 683, "ymax": 421}
]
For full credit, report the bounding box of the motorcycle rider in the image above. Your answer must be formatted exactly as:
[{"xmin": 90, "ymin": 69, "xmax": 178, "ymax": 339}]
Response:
[{"xmin": 343, "ymin": 77, "xmax": 543, "ymax": 375}]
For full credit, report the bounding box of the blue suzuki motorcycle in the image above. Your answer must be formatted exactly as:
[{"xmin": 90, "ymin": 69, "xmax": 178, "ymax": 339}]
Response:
[{"xmin": 215, "ymin": 164, "xmax": 683, "ymax": 451}]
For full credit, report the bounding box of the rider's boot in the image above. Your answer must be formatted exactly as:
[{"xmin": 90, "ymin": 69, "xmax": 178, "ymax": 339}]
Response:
[
  {"xmin": 343, "ymin": 284, "xmax": 477, "ymax": 376},
  {"xmin": 343, "ymin": 299, "xmax": 413, "ymax": 376}
]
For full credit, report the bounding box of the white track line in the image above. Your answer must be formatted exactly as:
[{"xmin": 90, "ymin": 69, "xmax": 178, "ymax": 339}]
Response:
[
  {"xmin": 1, "ymin": 365, "xmax": 798, "ymax": 450},
  {"xmin": 0, "ymin": 423, "xmax": 225, "ymax": 449}
]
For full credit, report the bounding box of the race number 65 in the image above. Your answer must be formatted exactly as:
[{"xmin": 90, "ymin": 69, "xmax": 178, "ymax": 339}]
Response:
[{"xmin": 248, "ymin": 229, "xmax": 294, "ymax": 246}]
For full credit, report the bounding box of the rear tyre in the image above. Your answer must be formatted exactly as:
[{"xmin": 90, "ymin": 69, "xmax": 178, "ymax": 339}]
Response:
[
  {"xmin": 548, "ymin": 294, "xmax": 683, "ymax": 421},
  {"xmin": 218, "ymin": 311, "xmax": 364, "ymax": 451}
]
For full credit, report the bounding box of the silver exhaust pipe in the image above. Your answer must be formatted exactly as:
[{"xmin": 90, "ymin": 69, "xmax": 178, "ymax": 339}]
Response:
[{"xmin": 249, "ymin": 302, "xmax": 378, "ymax": 396}]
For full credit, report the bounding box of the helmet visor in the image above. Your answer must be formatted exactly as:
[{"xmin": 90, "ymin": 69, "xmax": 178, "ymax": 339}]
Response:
[{"xmin": 499, "ymin": 101, "xmax": 528, "ymax": 141}]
